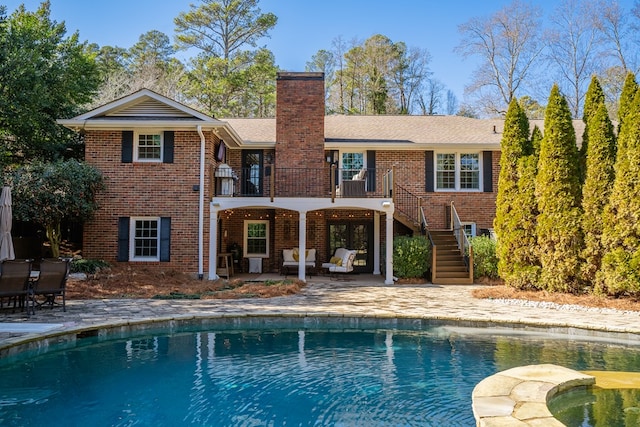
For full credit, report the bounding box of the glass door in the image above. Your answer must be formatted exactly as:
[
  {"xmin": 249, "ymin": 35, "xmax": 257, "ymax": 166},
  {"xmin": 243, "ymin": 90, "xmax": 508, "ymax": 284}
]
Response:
[
  {"xmin": 327, "ymin": 221, "xmax": 372, "ymax": 273},
  {"xmin": 241, "ymin": 150, "xmax": 263, "ymax": 196}
]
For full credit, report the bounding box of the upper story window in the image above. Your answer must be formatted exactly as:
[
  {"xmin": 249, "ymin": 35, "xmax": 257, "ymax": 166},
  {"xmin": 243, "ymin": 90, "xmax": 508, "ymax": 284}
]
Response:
[
  {"xmin": 135, "ymin": 132, "xmax": 163, "ymax": 162},
  {"xmin": 340, "ymin": 151, "xmax": 365, "ymax": 181},
  {"xmin": 435, "ymin": 152, "xmax": 481, "ymax": 191}
]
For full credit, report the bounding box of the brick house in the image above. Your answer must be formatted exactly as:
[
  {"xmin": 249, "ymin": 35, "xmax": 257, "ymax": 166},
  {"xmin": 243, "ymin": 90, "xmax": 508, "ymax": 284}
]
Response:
[{"xmin": 58, "ymin": 71, "xmax": 534, "ymax": 285}]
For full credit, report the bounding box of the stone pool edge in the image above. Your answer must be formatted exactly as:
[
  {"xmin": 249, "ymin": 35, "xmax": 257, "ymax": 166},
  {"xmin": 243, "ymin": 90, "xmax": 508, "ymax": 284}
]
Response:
[{"xmin": 472, "ymin": 364, "xmax": 595, "ymax": 426}]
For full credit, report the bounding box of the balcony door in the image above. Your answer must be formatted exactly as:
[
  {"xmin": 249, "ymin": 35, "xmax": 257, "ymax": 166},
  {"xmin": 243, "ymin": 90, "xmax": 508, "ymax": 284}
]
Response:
[
  {"xmin": 327, "ymin": 220, "xmax": 372, "ymax": 273},
  {"xmin": 241, "ymin": 150, "xmax": 263, "ymax": 196}
]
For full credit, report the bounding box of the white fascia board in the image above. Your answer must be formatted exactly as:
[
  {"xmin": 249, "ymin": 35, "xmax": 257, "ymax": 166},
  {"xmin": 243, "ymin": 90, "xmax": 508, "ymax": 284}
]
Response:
[
  {"xmin": 323, "ymin": 142, "xmax": 502, "ymax": 151},
  {"xmin": 72, "ymin": 89, "xmax": 214, "ymax": 122}
]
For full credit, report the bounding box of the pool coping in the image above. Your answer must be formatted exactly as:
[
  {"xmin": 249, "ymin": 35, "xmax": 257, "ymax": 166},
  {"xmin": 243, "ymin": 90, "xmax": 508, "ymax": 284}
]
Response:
[{"xmin": 472, "ymin": 364, "xmax": 595, "ymax": 426}]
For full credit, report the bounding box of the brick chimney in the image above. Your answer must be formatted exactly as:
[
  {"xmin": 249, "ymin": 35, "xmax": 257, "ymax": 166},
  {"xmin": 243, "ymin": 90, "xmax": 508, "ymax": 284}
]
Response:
[{"xmin": 275, "ymin": 72, "xmax": 325, "ymax": 168}]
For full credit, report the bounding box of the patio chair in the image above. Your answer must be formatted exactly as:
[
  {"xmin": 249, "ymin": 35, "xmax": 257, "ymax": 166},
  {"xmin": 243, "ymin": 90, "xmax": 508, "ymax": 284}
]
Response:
[
  {"xmin": 281, "ymin": 248, "xmax": 316, "ymax": 276},
  {"xmin": 32, "ymin": 258, "xmax": 70, "ymax": 312},
  {"xmin": 341, "ymin": 169, "xmax": 367, "ymax": 197},
  {"xmin": 321, "ymin": 248, "xmax": 357, "ymax": 278},
  {"xmin": 0, "ymin": 259, "xmax": 32, "ymax": 314}
]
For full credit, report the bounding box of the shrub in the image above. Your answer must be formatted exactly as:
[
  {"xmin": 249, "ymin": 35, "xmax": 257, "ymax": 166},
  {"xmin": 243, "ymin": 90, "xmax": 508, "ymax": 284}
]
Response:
[
  {"xmin": 393, "ymin": 235, "xmax": 431, "ymax": 279},
  {"xmin": 470, "ymin": 236, "xmax": 498, "ymax": 279},
  {"xmin": 70, "ymin": 258, "xmax": 110, "ymax": 274}
]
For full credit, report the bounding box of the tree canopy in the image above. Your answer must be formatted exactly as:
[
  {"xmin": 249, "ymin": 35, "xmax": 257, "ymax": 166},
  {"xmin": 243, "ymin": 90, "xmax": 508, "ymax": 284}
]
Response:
[
  {"xmin": 0, "ymin": 1, "xmax": 99, "ymax": 163},
  {"xmin": 6, "ymin": 160, "xmax": 104, "ymax": 257}
]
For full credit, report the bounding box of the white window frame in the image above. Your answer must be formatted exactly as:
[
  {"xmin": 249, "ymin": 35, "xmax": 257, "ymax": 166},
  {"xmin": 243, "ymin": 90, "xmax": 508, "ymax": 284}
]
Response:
[
  {"xmin": 461, "ymin": 222, "xmax": 477, "ymax": 238},
  {"xmin": 134, "ymin": 131, "xmax": 163, "ymax": 162},
  {"xmin": 339, "ymin": 151, "xmax": 366, "ymax": 183},
  {"xmin": 243, "ymin": 220, "xmax": 269, "ymax": 258},
  {"xmin": 434, "ymin": 151, "xmax": 482, "ymax": 192},
  {"xmin": 130, "ymin": 217, "xmax": 160, "ymax": 261}
]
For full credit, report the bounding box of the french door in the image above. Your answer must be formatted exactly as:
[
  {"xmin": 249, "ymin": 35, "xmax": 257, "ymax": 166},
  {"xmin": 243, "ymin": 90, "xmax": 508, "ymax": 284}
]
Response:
[{"xmin": 327, "ymin": 221, "xmax": 372, "ymax": 273}]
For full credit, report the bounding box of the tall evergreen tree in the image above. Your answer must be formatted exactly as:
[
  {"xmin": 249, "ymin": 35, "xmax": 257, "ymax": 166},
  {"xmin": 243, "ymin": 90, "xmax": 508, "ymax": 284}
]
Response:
[
  {"xmin": 617, "ymin": 72, "xmax": 638, "ymax": 137},
  {"xmin": 535, "ymin": 85, "xmax": 583, "ymax": 292},
  {"xmin": 579, "ymin": 76, "xmax": 605, "ymax": 184},
  {"xmin": 597, "ymin": 90, "xmax": 640, "ymax": 295},
  {"xmin": 510, "ymin": 125, "xmax": 543, "ymax": 288},
  {"xmin": 494, "ymin": 99, "xmax": 532, "ymax": 287},
  {"xmin": 498, "ymin": 125, "xmax": 543, "ymax": 289},
  {"xmin": 581, "ymin": 102, "xmax": 616, "ymax": 285}
]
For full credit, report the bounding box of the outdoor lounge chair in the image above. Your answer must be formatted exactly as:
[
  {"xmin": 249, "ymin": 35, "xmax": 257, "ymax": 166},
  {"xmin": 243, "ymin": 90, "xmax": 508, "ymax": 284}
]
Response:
[
  {"xmin": 321, "ymin": 248, "xmax": 357, "ymax": 277},
  {"xmin": 0, "ymin": 259, "xmax": 32, "ymax": 314},
  {"xmin": 281, "ymin": 248, "xmax": 316, "ymax": 276},
  {"xmin": 341, "ymin": 169, "xmax": 367, "ymax": 197},
  {"xmin": 31, "ymin": 258, "xmax": 70, "ymax": 312}
]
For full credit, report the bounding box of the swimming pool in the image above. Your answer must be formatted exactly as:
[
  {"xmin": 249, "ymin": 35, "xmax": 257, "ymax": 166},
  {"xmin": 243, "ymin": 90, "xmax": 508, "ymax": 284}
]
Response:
[{"xmin": 1, "ymin": 318, "xmax": 639, "ymax": 426}]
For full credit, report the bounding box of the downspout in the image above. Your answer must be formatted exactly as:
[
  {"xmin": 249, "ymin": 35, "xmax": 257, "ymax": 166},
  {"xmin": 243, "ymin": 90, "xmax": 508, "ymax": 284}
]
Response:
[{"xmin": 197, "ymin": 125, "xmax": 205, "ymax": 280}]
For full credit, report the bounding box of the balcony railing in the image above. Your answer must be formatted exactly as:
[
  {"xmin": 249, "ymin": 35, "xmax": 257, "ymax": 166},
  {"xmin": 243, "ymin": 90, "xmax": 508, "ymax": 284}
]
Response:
[{"xmin": 214, "ymin": 166, "xmax": 390, "ymax": 199}]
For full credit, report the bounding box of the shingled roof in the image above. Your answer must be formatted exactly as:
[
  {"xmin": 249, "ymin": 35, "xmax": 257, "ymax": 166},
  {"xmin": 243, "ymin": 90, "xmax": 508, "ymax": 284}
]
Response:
[{"xmin": 223, "ymin": 115, "xmax": 585, "ymax": 149}]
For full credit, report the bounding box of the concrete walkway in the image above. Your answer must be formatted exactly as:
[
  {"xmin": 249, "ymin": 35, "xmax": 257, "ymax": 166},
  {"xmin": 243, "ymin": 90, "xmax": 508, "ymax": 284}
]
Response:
[{"xmin": 2, "ymin": 274, "xmax": 640, "ymax": 352}]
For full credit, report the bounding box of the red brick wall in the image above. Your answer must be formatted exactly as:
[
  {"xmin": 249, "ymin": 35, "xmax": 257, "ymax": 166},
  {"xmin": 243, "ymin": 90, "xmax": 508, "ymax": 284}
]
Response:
[
  {"xmin": 83, "ymin": 130, "xmax": 217, "ymax": 273},
  {"xmin": 376, "ymin": 150, "xmax": 500, "ymax": 231},
  {"xmin": 220, "ymin": 208, "xmax": 381, "ymax": 273},
  {"xmin": 275, "ymin": 72, "xmax": 325, "ymax": 169}
]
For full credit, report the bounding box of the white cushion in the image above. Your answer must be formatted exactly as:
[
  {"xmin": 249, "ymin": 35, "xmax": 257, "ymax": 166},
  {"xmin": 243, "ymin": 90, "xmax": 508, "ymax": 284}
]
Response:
[
  {"xmin": 352, "ymin": 169, "xmax": 366, "ymax": 180},
  {"xmin": 342, "ymin": 250, "xmax": 356, "ymax": 268},
  {"xmin": 283, "ymin": 249, "xmax": 295, "ymax": 263}
]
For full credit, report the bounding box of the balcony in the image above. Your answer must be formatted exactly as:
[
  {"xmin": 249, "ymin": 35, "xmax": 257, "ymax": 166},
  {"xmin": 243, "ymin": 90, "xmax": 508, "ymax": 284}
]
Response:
[{"xmin": 214, "ymin": 166, "xmax": 391, "ymax": 200}]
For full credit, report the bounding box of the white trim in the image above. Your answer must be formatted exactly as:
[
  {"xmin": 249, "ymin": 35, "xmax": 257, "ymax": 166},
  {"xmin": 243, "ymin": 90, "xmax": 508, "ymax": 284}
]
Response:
[
  {"xmin": 243, "ymin": 220, "xmax": 270, "ymax": 258},
  {"xmin": 338, "ymin": 150, "xmax": 366, "ymax": 183},
  {"xmin": 129, "ymin": 217, "xmax": 161, "ymax": 262},
  {"xmin": 434, "ymin": 151, "xmax": 482, "ymax": 192},
  {"xmin": 134, "ymin": 131, "xmax": 163, "ymax": 162},
  {"xmin": 461, "ymin": 222, "xmax": 477, "ymax": 238}
]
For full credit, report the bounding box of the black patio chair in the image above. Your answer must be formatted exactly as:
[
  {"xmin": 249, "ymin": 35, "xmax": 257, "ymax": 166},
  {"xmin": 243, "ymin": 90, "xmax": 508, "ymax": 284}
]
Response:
[
  {"xmin": 0, "ymin": 259, "xmax": 32, "ymax": 315},
  {"xmin": 32, "ymin": 258, "xmax": 70, "ymax": 312}
]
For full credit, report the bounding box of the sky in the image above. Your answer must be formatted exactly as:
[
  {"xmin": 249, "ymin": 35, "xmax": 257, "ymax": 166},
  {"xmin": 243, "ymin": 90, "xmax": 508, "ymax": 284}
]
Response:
[{"xmin": 2, "ymin": 0, "xmax": 638, "ymax": 103}]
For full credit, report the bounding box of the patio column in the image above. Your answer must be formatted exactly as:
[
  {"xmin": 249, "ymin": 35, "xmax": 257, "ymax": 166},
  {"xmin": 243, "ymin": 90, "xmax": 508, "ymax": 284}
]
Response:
[
  {"xmin": 298, "ymin": 211, "xmax": 307, "ymax": 282},
  {"xmin": 373, "ymin": 211, "xmax": 381, "ymax": 275},
  {"xmin": 208, "ymin": 209, "xmax": 219, "ymax": 280},
  {"xmin": 385, "ymin": 212, "xmax": 394, "ymax": 285}
]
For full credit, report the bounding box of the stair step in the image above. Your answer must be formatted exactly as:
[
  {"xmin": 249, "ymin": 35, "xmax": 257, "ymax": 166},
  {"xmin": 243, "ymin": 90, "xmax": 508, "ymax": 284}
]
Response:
[
  {"xmin": 437, "ymin": 261, "xmax": 465, "ymax": 267},
  {"xmin": 436, "ymin": 271, "xmax": 471, "ymax": 278}
]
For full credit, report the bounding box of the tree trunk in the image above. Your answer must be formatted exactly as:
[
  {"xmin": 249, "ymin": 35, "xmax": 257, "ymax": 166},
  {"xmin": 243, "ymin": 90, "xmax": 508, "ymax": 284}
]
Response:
[{"xmin": 45, "ymin": 222, "xmax": 61, "ymax": 258}]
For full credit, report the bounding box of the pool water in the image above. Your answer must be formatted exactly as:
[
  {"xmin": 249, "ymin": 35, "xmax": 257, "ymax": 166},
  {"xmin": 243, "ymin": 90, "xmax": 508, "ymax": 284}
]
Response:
[
  {"xmin": 1, "ymin": 323, "xmax": 640, "ymax": 426},
  {"xmin": 551, "ymin": 387, "xmax": 640, "ymax": 426}
]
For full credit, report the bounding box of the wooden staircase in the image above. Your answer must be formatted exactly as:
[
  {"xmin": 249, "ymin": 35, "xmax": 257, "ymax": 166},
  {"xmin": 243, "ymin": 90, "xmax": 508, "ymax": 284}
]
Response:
[
  {"xmin": 392, "ymin": 182, "xmax": 473, "ymax": 285},
  {"xmin": 430, "ymin": 230, "xmax": 473, "ymax": 285}
]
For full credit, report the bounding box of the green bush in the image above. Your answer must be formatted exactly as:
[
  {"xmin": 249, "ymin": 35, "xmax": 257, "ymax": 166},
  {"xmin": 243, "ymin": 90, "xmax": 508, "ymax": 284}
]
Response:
[
  {"xmin": 470, "ymin": 236, "xmax": 498, "ymax": 279},
  {"xmin": 393, "ymin": 235, "xmax": 431, "ymax": 278},
  {"xmin": 70, "ymin": 258, "xmax": 110, "ymax": 274}
]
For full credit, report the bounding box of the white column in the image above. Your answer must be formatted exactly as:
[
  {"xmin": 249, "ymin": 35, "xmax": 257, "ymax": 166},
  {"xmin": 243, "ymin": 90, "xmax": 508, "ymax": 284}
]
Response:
[
  {"xmin": 298, "ymin": 211, "xmax": 307, "ymax": 282},
  {"xmin": 373, "ymin": 211, "xmax": 381, "ymax": 275},
  {"xmin": 385, "ymin": 212, "xmax": 394, "ymax": 285},
  {"xmin": 208, "ymin": 209, "xmax": 219, "ymax": 280}
]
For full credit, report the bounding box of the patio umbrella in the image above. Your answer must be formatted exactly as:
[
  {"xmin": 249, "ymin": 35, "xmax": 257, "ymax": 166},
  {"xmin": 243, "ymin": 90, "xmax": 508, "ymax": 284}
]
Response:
[{"xmin": 0, "ymin": 186, "xmax": 15, "ymax": 261}]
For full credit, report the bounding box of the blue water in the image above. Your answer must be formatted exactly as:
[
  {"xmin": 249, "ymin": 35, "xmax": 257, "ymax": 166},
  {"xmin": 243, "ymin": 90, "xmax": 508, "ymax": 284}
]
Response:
[{"xmin": 1, "ymin": 322, "xmax": 640, "ymax": 426}]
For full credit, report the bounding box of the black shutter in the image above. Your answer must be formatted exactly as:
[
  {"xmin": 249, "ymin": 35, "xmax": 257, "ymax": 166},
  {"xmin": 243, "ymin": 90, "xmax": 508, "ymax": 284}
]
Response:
[
  {"xmin": 122, "ymin": 131, "xmax": 133, "ymax": 163},
  {"xmin": 425, "ymin": 151, "xmax": 434, "ymax": 192},
  {"xmin": 366, "ymin": 150, "xmax": 376, "ymax": 192},
  {"xmin": 163, "ymin": 131, "xmax": 174, "ymax": 163},
  {"xmin": 117, "ymin": 217, "xmax": 130, "ymax": 261},
  {"xmin": 483, "ymin": 151, "xmax": 493, "ymax": 192},
  {"xmin": 160, "ymin": 217, "xmax": 171, "ymax": 262}
]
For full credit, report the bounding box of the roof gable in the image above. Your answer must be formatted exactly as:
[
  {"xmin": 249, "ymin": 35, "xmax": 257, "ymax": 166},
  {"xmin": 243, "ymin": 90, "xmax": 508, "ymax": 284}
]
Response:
[{"xmin": 73, "ymin": 88, "xmax": 213, "ymax": 121}]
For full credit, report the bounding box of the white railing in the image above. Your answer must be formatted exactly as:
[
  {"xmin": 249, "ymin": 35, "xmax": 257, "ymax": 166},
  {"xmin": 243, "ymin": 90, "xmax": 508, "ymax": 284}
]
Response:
[{"xmin": 450, "ymin": 202, "xmax": 474, "ymax": 279}]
